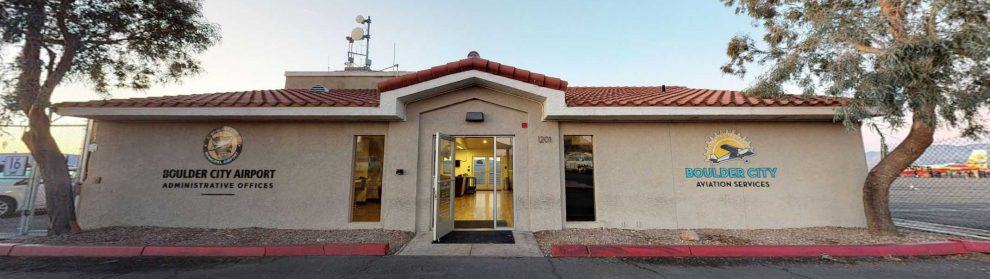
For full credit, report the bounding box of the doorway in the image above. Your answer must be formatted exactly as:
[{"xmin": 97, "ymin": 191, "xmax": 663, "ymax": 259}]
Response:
[{"xmin": 448, "ymin": 136, "xmax": 514, "ymax": 230}]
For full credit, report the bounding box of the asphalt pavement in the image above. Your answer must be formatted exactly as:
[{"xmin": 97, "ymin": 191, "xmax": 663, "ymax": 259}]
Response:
[
  {"xmin": 0, "ymin": 213, "xmax": 48, "ymax": 236},
  {"xmin": 890, "ymin": 178, "xmax": 990, "ymax": 230},
  {"xmin": 0, "ymin": 255, "xmax": 988, "ymax": 278}
]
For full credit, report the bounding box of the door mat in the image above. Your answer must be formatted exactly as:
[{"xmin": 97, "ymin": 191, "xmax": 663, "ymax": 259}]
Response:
[
  {"xmin": 437, "ymin": 231, "xmax": 515, "ymax": 244},
  {"xmin": 454, "ymin": 220, "xmax": 509, "ymax": 229}
]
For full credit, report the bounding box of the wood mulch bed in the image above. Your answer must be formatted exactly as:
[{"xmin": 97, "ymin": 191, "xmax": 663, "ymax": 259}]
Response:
[{"xmin": 534, "ymin": 227, "xmax": 975, "ymax": 256}]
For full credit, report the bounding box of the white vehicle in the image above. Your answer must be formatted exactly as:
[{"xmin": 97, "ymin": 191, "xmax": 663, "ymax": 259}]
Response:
[{"xmin": 0, "ymin": 178, "xmax": 45, "ymax": 218}]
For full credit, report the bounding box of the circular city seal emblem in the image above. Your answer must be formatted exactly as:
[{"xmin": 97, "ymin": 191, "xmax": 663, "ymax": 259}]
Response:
[{"xmin": 203, "ymin": 126, "xmax": 242, "ymax": 165}]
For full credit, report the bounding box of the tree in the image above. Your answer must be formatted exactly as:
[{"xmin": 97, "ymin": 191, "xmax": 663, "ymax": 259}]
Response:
[
  {"xmin": 1, "ymin": 0, "xmax": 219, "ymax": 234},
  {"xmin": 721, "ymin": 0, "xmax": 990, "ymax": 235}
]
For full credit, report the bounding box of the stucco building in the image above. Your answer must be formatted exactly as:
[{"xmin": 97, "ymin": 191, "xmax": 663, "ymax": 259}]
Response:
[{"xmin": 56, "ymin": 52, "xmax": 868, "ymax": 241}]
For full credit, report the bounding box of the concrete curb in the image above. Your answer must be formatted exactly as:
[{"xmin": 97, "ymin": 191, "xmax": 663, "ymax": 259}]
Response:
[
  {"xmin": 551, "ymin": 241, "xmax": 990, "ymax": 258},
  {"xmin": 0, "ymin": 243, "xmax": 389, "ymax": 257},
  {"xmin": 953, "ymin": 239, "xmax": 990, "ymax": 253}
]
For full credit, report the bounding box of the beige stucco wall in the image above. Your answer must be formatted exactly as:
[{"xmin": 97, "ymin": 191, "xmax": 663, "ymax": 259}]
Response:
[
  {"xmin": 78, "ymin": 121, "xmax": 389, "ymax": 230},
  {"xmin": 559, "ymin": 122, "xmax": 868, "ymax": 229},
  {"xmin": 381, "ymin": 86, "xmax": 564, "ymax": 232},
  {"xmin": 76, "ymin": 86, "xmax": 868, "ymax": 232},
  {"xmin": 284, "ymin": 74, "xmax": 403, "ymax": 90}
]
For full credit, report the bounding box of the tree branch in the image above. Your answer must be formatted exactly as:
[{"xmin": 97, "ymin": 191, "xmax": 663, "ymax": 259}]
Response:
[
  {"xmin": 42, "ymin": 45, "xmax": 56, "ymax": 75},
  {"xmin": 15, "ymin": 0, "xmax": 46, "ymax": 113},
  {"xmin": 38, "ymin": 0, "xmax": 79, "ymax": 105},
  {"xmin": 82, "ymin": 36, "xmax": 138, "ymax": 47},
  {"xmin": 850, "ymin": 41, "xmax": 884, "ymax": 55},
  {"xmin": 879, "ymin": 0, "xmax": 908, "ymax": 41}
]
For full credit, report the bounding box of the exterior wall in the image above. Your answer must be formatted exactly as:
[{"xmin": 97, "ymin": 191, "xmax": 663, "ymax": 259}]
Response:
[
  {"xmin": 78, "ymin": 121, "xmax": 389, "ymax": 230},
  {"xmin": 75, "ymin": 88, "xmax": 868, "ymax": 232},
  {"xmin": 559, "ymin": 122, "xmax": 868, "ymax": 229},
  {"xmin": 381, "ymin": 86, "xmax": 564, "ymax": 232},
  {"xmin": 284, "ymin": 72, "xmax": 406, "ymax": 90}
]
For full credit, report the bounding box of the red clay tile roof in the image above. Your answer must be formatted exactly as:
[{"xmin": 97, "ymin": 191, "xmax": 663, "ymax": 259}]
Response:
[
  {"xmin": 377, "ymin": 57, "xmax": 568, "ymax": 92},
  {"xmin": 55, "ymin": 86, "xmax": 847, "ymax": 109},
  {"xmin": 56, "ymin": 56, "xmax": 848, "ymax": 110},
  {"xmin": 565, "ymin": 86, "xmax": 847, "ymax": 107},
  {"xmin": 55, "ymin": 89, "xmax": 379, "ymax": 108}
]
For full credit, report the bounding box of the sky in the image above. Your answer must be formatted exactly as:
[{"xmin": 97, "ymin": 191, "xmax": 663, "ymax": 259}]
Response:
[{"xmin": 0, "ymin": 0, "xmax": 980, "ymax": 154}]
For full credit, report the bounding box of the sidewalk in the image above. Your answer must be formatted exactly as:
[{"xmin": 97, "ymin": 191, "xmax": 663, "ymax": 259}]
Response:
[{"xmin": 396, "ymin": 231, "xmax": 543, "ymax": 257}]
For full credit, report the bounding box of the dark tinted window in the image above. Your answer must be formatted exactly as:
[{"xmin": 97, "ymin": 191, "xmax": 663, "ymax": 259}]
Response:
[{"xmin": 564, "ymin": 135, "xmax": 595, "ymax": 221}]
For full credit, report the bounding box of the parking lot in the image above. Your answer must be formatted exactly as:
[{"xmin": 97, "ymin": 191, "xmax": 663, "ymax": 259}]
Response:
[
  {"xmin": 891, "ymin": 177, "xmax": 990, "ymax": 230},
  {"xmin": 0, "ymin": 213, "xmax": 48, "ymax": 237}
]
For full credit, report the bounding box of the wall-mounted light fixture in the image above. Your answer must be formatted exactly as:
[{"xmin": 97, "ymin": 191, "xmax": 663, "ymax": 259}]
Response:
[{"xmin": 466, "ymin": 112, "xmax": 484, "ymax": 122}]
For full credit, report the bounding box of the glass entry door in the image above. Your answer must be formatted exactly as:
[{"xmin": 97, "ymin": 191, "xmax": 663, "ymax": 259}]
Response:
[
  {"xmin": 432, "ymin": 133, "xmax": 456, "ymax": 241},
  {"xmin": 494, "ymin": 137, "xmax": 513, "ymax": 229},
  {"xmin": 450, "ymin": 136, "xmax": 513, "ymax": 230}
]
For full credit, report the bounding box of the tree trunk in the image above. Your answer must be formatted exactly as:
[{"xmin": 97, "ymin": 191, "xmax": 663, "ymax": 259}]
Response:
[
  {"xmin": 22, "ymin": 106, "xmax": 76, "ymax": 235},
  {"xmin": 15, "ymin": 0, "xmax": 77, "ymax": 235},
  {"xmin": 863, "ymin": 109, "xmax": 936, "ymax": 235}
]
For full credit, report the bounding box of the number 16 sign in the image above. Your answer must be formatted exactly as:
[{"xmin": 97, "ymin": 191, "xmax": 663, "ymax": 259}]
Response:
[{"xmin": 3, "ymin": 155, "xmax": 29, "ymax": 177}]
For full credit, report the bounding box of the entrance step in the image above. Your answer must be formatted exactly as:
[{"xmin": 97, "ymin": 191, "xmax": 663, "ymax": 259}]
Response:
[
  {"xmin": 397, "ymin": 231, "xmax": 543, "ymax": 257},
  {"xmin": 438, "ymin": 231, "xmax": 514, "ymax": 244}
]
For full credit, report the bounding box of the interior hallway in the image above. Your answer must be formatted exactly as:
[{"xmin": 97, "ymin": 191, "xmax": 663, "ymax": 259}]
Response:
[{"xmin": 455, "ymin": 190, "xmax": 513, "ymax": 228}]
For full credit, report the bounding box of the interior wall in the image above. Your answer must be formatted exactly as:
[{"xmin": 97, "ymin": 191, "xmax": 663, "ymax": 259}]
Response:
[{"xmin": 455, "ymin": 147, "xmax": 500, "ymax": 191}]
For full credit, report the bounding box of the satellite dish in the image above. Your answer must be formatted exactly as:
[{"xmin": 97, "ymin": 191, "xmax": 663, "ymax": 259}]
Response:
[
  {"xmin": 355, "ymin": 15, "xmax": 366, "ymax": 24},
  {"xmin": 350, "ymin": 28, "xmax": 365, "ymax": 40}
]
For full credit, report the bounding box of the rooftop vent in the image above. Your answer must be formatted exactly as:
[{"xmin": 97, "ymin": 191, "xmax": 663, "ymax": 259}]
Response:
[
  {"xmin": 467, "ymin": 51, "xmax": 480, "ymax": 58},
  {"xmin": 310, "ymin": 85, "xmax": 329, "ymax": 93}
]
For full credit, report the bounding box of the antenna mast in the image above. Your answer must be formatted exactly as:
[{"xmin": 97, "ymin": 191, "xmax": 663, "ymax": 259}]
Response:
[
  {"xmin": 343, "ymin": 15, "xmax": 398, "ymax": 72},
  {"xmin": 345, "ymin": 15, "xmax": 372, "ymax": 71}
]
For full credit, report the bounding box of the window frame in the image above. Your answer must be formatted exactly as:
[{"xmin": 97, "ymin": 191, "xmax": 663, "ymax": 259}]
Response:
[
  {"xmin": 562, "ymin": 135, "xmax": 597, "ymax": 222},
  {"xmin": 348, "ymin": 135, "xmax": 386, "ymax": 223}
]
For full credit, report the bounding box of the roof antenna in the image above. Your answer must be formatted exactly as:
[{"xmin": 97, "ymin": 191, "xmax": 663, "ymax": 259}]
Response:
[
  {"xmin": 345, "ymin": 15, "xmax": 372, "ymax": 71},
  {"xmin": 377, "ymin": 42, "xmax": 399, "ymax": 72}
]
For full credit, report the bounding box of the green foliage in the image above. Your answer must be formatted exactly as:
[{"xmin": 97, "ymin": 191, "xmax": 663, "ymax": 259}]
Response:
[
  {"xmin": 722, "ymin": 0, "xmax": 990, "ymax": 137},
  {"xmin": 0, "ymin": 0, "xmax": 220, "ymax": 109}
]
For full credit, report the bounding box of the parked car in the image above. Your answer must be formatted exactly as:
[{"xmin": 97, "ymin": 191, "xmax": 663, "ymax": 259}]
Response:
[{"xmin": 0, "ymin": 178, "xmax": 46, "ymax": 218}]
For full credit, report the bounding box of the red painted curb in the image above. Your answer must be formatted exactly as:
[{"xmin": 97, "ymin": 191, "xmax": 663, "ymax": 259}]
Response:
[
  {"xmin": 888, "ymin": 242, "xmax": 968, "ymax": 256},
  {"xmin": 265, "ymin": 244, "xmax": 326, "ymax": 256},
  {"xmin": 957, "ymin": 240, "xmax": 990, "ymax": 253},
  {"xmin": 689, "ymin": 245, "xmax": 825, "ymax": 258},
  {"xmin": 323, "ymin": 243, "xmax": 389, "ymax": 256},
  {"xmin": 0, "ymin": 243, "xmax": 392, "ymax": 257},
  {"xmin": 551, "ymin": 245, "xmax": 590, "ymax": 257},
  {"xmin": 590, "ymin": 245, "xmax": 691, "ymax": 257},
  {"xmin": 814, "ymin": 244, "xmax": 898, "ymax": 257},
  {"xmin": 143, "ymin": 246, "xmax": 266, "ymax": 257},
  {"xmin": 551, "ymin": 241, "xmax": 978, "ymax": 258},
  {"xmin": 0, "ymin": 244, "xmax": 16, "ymax": 256},
  {"xmin": 8, "ymin": 245, "xmax": 145, "ymax": 257}
]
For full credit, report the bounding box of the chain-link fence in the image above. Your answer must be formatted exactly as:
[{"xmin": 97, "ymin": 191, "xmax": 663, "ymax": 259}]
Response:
[
  {"xmin": 886, "ymin": 137, "xmax": 990, "ymax": 235},
  {"xmin": 0, "ymin": 124, "xmax": 88, "ymax": 238}
]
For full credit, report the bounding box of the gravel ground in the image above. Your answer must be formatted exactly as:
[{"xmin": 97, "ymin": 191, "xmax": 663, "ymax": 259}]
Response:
[
  {"xmin": 534, "ymin": 227, "xmax": 972, "ymax": 255},
  {"xmin": 1, "ymin": 226, "xmax": 415, "ymax": 254}
]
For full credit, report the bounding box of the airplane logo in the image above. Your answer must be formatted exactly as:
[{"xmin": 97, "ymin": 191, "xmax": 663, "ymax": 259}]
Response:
[{"xmin": 705, "ymin": 131, "xmax": 756, "ymax": 164}]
